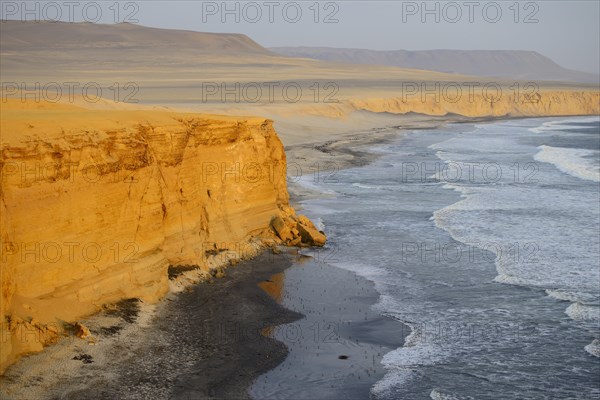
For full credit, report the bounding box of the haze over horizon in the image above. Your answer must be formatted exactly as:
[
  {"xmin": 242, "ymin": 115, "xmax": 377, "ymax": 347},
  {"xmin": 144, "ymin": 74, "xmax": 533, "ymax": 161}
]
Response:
[{"xmin": 1, "ymin": 0, "xmax": 599, "ymax": 74}]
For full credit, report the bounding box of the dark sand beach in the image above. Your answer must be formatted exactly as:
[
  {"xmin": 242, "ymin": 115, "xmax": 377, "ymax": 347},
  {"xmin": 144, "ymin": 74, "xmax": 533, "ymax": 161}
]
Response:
[
  {"xmin": 251, "ymin": 255, "xmax": 408, "ymax": 399},
  {"xmin": 0, "ymin": 246, "xmax": 407, "ymax": 399}
]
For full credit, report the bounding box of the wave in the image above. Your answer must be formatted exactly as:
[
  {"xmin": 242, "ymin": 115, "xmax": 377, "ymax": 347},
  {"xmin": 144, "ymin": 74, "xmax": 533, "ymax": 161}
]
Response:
[
  {"xmin": 299, "ymin": 118, "xmax": 599, "ymax": 396},
  {"xmin": 371, "ymin": 320, "xmax": 445, "ymax": 399},
  {"xmin": 528, "ymin": 117, "xmax": 600, "ymax": 134},
  {"xmin": 430, "ymin": 388, "xmax": 468, "ymax": 400},
  {"xmin": 293, "ymin": 174, "xmax": 338, "ymax": 195},
  {"xmin": 313, "ymin": 217, "xmax": 325, "ymax": 231},
  {"xmin": 546, "ymin": 289, "xmax": 600, "ymax": 326},
  {"xmin": 352, "ymin": 182, "xmax": 385, "ymax": 190},
  {"xmin": 371, "ymin": 369, "xmax": 417, "ymax": 399},
  {"xmin": 584, "ymin": 339, "xmax": 600, "ymax": 358},
  {"xmin": 534, "ymin": 145, "xmax": 600, "ymax": 182},
  {"xmin": 565, "ymin": 302, "xmax": 600, "ymax": 322},
  {"xmin": 546, "ymin": 289, "xmax": 599, "ymax": 304},
  {"xmin": 432, "ymin": 118, "xmax": 600, "ymax": 361}
]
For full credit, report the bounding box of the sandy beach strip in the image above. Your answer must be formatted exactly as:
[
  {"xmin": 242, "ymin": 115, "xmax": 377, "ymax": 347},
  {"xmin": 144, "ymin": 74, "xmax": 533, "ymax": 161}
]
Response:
[
  {"xmin": 1, "ymin": 247, "xmax": 409, "ymax": 400},
  {"xmin": 251, "ymin": 255, "xmax": 408, "ymax": 399},
  {"xmin": 0, "ymin": 250, "xmax": 299, "ymax": 399}
]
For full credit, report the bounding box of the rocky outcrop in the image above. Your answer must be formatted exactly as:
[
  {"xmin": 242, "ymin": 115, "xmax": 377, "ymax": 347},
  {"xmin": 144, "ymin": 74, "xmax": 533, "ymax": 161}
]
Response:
[
  {"xmin": 0, "ymin": 100, "xmax": 324, "ymax": 373},
  {"xmin": 271, "ymin": 211, "xmax": 326, "ymax": 247},
  {"xmin": 73, "ymin": 323, "xmax": 92, "ymax": 340}
]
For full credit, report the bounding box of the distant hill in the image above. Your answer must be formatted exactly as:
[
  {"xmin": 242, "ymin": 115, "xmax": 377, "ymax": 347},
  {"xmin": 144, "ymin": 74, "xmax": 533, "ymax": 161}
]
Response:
[
  {"xmin": 0, "ymin": 20, "xmax": 271, "ymax": 54},
  {"xmin": 270, "ymin": 47, "xmax": 599, "ymax": 84}
]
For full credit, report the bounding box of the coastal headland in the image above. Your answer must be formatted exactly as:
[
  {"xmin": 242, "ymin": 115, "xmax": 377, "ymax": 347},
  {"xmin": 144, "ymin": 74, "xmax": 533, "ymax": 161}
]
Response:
[{"xmin": 0, "ymin": 21, "xmax": 598, "ymax": 389}]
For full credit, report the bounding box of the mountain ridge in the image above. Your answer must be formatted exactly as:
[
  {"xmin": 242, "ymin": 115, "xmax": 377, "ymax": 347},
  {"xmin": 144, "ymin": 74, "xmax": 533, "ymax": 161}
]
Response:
[
  {"xmin": 270, "ymin": 46, "xmax": 599, "ymax": 84},
  {"xmin": 0, "ymin": 20, "xmax": 272, "ymax": 54}
]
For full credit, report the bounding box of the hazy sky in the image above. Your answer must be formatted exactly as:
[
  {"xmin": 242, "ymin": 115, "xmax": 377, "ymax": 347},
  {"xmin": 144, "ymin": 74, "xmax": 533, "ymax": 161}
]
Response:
[{"xmin": 4, "ymin": 1, "xmax": 600, "ymax": 73}]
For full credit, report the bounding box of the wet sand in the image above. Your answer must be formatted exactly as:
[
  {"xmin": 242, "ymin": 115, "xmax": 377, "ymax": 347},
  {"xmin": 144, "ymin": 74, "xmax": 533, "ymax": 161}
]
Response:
[
  {"xmin": 0, "ymin": 250, "xmax": 299, "ymax": 399},
  {"xmin": 0, "ymin": 247, "xmax": 407, "ymax": 399},
  {"xmin": 251, "ymin": 255, "xmax": 408, "ymax": 399}
]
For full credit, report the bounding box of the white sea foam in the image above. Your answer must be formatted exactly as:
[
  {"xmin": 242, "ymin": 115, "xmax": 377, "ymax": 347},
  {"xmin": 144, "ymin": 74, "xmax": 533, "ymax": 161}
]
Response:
[
  {"xmin": 584, "ymin": 339, "xmax": 600, "ymax": 358},
  {"xmin": 565, "ymin": 302, "xmax": 600, "ymax": 322},
  {"xmin": 432, "ymin": 118, "xmax": 600, "ymax": 361},
  {"xmin": 371, "ymin": 369, "xmax": 417, "ymax": 398},
  {"xmin": 430, "ymin": 388, "xmax": 464, "ymax": 400},
  {"xmin": 352, "ymin": 182, "xmax": 384, "ymax": 190},
  {"xmin": 546, "ymin": 289, "xmax": 598, "ymax": 304},
  {"xmin": 314, "ymin": 217, "xmax": 325, "ymax": 231},
  {"xmin": 293, "ymin": 174, "xmax": 338, "ymax": 195},
  {"xmin": 528, "ymin": 117, "xmax": 600, "ymax": 134},
  {"xmin": 371, "ymin": 321, "xmax": 445, "ymax": 398},
  {"xmin": 534, "ymin": 145, "xmax": 600, "ymax": 182}
]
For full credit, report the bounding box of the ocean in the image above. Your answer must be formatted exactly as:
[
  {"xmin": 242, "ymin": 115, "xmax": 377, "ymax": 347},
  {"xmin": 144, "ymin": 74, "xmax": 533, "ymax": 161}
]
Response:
[{"xmin": 280, "ymin": 117, "xmax": 600, "ymax": 399}]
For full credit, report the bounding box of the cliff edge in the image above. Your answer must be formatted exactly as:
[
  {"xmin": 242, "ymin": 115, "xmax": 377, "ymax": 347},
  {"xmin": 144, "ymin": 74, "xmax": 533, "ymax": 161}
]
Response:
[{"xmin": 0, "ymin": 100, "xmax": 324, "ymax": 373}]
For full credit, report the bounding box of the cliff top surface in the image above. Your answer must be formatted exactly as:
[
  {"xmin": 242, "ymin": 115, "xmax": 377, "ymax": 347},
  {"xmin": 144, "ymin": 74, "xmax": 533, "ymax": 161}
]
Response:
[{"xmin": 0, "ymin": 99, "xmax": 268, "ymax": 147}]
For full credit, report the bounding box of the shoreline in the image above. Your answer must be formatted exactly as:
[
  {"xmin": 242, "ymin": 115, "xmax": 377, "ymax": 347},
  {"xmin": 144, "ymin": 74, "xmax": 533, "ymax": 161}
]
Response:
[
  {"xmin": 0, "ymin": 249, "xmax": 302, "ymax": 399},
  {"xmin": 285, "ymin": 113, "xmax": 500, "ymax": 204},
  {"xmin": 250, "ymin": 255, "xmax": 408, "ymax": 399},
  {"xmin": 1, "ymin": 113, "xmax": 591, "ymax": 398},
  {"xmin": 0, "ymin": 246, "xmax": 407, "ymax": 400},
  {"xmin": 0, "ymin": 110, "xmax": 427, "ymax": 395},
  {"xmin": 285, "ymin": 113, "xmax": 592, "ymax": 204},
  {"xmin": 0, "ymin": 113, "xmax": 415, "ymax": 399}
]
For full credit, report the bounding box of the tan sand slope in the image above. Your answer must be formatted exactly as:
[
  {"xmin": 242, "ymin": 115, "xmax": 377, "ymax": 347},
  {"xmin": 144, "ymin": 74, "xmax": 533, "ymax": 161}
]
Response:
[
  {"xmin": 2, "ymin": 22, "xmax": 597, "ymax": 142},
  {"xmin": 0, "ymin": 20, "xmax": 270, "ymax": 54},
  {"xmin": 2, "ymin": 22, "xmax": 597, "ymax": 127}
]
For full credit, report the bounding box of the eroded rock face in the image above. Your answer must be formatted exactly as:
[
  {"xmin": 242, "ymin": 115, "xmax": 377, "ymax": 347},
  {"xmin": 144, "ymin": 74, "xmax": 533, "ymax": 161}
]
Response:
[
  {"xmin": 346, "ymin": 90, "xmax": 600, "ymax": 118},
  {"xmin": 73, "ymin": 322, "xmax": 91, "ymax": 339},
  {"xmin": 0, "ymin": 101, "xmax": 323, "ymax": 372},
  {"xmin": 4, "ymin": 316, "xmax": 60, "ymax": 356},
  {"xmin": 271, "ymin": 211, "xmax": 327, "ymax": 247}
]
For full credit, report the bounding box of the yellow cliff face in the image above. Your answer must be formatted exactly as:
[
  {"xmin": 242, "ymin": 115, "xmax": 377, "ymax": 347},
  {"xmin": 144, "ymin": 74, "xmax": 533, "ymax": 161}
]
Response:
[
  {"xmin": 264, "ymin": 88, "xmax": 599, "ymax": 123},
  {"xmin": 345, "ymin": 89, "xmax": 600, "ymax": 118},
  {"xmin": 0, "ymin": 100, "xmax": 322, "ymax": 373}
]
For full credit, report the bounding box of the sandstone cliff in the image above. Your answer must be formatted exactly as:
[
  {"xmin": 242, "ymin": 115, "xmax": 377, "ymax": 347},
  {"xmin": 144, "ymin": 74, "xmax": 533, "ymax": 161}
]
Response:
[
  {"xmin": 0, "ymin": 100, "xmax": 324, "ymax": 373},
  {"xmin": 274, "ymin": 89, "xmax": 600, "ymax": 121},
  {"xmin": 345, "ymin": 89, "xmax": 600, "ymax": 117}
]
